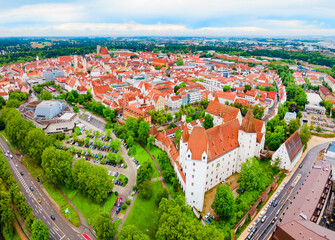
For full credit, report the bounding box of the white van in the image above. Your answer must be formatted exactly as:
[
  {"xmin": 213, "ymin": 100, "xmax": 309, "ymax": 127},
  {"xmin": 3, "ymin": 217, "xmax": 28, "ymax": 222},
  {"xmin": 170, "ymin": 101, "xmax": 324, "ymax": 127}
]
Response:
[{"xmin": 259, "ymin": 210, "xmax": 265, "ymax": 219}]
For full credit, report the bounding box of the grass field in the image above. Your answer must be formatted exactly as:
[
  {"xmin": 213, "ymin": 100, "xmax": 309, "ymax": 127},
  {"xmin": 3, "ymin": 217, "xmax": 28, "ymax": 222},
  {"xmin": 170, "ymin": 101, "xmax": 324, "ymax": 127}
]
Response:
[
  {"xmin": 72, "ymin": 193, "xmax": 101, "ymax": 225},
  {"xmin": 132, "ymin": 144, "xmax": 159, "ymax": 178},
  {"xmin": 59, "ymin": 185, "xmax": 78, "ymax": 201},
  {"xmin": 22, "ymin": 157, "xmax": 48, "ymax": 184},
  {"xmin": 102, "ymin": 193, "xmax": 117, "ymax": 213},
  {"xmin": 123, "ymin": 180, "xmax": 163, "ymax": 239},
  {"xmin": 43, "ymin": 182, "xmax": 68, "ymax": 208},
  {"xmin": 114, "ymin": 219, "xmax": 122, "ymax": 230},
  {"xmin": 61, "ymin": 204, "xmax": 81, "ymax": 227}
]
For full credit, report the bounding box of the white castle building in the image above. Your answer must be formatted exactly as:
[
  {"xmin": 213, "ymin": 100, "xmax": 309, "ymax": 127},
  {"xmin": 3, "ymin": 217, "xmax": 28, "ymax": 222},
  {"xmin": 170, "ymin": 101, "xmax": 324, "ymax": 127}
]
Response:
[{"xmin": 178, "ymin": 101, "xmax": 265, "ymax": 211}]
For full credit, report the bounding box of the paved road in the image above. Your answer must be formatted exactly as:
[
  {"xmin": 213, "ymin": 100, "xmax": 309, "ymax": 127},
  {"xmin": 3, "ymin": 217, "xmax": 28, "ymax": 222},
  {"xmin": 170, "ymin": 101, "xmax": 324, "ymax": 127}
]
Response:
[
  {"xmin": 81, "ymin": 114, "xmax": 106, "ymax": 131},
  {"xmin": 248, "ymin": 142, "xmax": 330, "ymax": 240},
  {"xmin": 0, "ymin": 138, "xmax": 84, "ymax": 240}
]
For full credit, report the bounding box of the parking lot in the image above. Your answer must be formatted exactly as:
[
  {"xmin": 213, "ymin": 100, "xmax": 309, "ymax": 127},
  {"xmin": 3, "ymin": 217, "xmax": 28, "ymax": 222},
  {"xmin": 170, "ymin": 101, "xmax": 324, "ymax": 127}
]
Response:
[
  {"xmin": 81, "ymin": 114, "xmax": 106, "ymax": 131},
  {"xmin": 302, "ymin": 112, "xmax": 335, "ymax": 133}
]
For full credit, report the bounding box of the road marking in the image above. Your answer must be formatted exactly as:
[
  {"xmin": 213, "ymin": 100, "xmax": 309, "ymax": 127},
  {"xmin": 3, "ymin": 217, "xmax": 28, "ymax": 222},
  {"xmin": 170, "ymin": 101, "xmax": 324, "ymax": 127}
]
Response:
[{"xmin": 43, "ymin": 215, "xmax": 46, "ymax": 219}]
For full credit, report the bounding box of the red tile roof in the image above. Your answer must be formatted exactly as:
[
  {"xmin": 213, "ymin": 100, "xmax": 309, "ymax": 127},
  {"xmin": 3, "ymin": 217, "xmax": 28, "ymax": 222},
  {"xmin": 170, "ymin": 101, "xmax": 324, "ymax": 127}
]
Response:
[{"xmin": 206, "ymin": 100, "xmax": 240, "ymax": 123}]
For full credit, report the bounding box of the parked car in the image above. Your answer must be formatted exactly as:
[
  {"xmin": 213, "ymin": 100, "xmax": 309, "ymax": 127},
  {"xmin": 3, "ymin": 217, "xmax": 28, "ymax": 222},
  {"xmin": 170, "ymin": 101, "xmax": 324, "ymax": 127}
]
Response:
[
  {"xmin": 261, "ymin": 215, "xmax": 267, "ymax": 223},
  {"xmin": 273, "ymin": 200, "xmax": 278, "ymax": 207},
  {"xmin": 248, "ymin": 226, "xmax": 253, "ymax": 232},
  {"xmin": 116, "ymin": 207, "xmax": 121, "ymax": 214}
]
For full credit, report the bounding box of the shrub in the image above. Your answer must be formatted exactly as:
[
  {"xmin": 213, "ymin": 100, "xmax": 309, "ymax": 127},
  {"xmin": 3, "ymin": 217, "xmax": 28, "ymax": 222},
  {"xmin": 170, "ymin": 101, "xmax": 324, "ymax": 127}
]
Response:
[
  {"xmin": 126, "ymin": 199, "xmax": 131, "ymax": 205},
  {"xmin": 122, "ymin": 204, "xmax": 127, "ymax": 210}
]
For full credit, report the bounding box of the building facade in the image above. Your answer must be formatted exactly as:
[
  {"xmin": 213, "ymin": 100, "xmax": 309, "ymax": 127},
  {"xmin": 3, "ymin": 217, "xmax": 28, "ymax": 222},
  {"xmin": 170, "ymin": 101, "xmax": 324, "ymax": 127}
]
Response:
[{"xmin": 178, "ymin": 110, "xmax": 265, "ymax": 211}]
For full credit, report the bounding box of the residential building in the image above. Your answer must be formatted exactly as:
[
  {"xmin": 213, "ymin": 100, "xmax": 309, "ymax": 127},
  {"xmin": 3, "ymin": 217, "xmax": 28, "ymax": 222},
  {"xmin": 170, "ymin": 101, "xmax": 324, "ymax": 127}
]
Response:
[
  {"xmin": 319, "ymin": 86, "xmax": 334, "ymax": 102},
  {"xmin": 271, "ymin": 131, "xmax": 303, "ymax": 171},
  {"xmin": 123, "ymin": 105, "xmax": 151, "ymax": 125},
  {"xmin": 205, "ymin": 100, "xmax": 242, "ymax": 126}
]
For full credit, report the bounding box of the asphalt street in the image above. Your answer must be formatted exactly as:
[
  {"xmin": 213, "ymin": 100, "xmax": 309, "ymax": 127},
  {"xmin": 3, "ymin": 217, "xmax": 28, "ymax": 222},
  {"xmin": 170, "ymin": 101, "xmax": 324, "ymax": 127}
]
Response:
[
  {"xmin": 249, "ymin": 142, "xmax": 330, "ymax": 240},
  {"xmin": 0, "ymin": 137, "xmax": 85, "ymax": 240}
]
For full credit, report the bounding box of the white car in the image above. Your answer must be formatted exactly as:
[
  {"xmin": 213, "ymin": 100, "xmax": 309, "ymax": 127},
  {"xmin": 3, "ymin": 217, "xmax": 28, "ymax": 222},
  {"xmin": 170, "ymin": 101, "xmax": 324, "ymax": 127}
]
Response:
[
  {"xmin": 253, "ymin": 219, "xmax": 259, "ymax": 226},
  {"xmin": 248, "ymin": 226, "xmax": 253, "ymax": 232},
  {"xmin": 5, "ymin": 152, "xmax": 8, "ymax": 157},
  {"xmin": 9, "ymin": 154, "xmax": 13, "ymax": 158}
]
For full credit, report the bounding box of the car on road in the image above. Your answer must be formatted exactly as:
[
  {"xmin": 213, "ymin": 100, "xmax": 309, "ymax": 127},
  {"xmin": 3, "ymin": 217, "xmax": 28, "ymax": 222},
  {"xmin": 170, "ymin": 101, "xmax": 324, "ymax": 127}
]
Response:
[
  {"xmin": 9, "ymin": 154, "xmax": 13, "ymax": 158},
  {"xmin": 273, "ymin": 200, "xmax": 278, "ymax": 207},
  {"xmin": 5, "ymin": 152, "xmax": 8, "ymax": 157},
  {"xmin": 259, "ymin": 210, "xmax": 265, "ymax": 219},
  {"xmin": 50, "ymin": 215, "xmax": 55, "ymax": 220},
  {"xmin": 20, "ymin": 172, "xmax": 24, "ymax": 176},
  {"xmin": 37, "ymin": 198, "xmax": 41, "ymax": 203},
  {"xmin": 29, "ymin": 186, "xmax": 34, "ymax": 191},
  {"xmin": 271, "ymin": 216, "xmax": 278, "ymax": 224},
  {"xmin": 299, "ymin": 163, "xmax": 303, "ymax": 168},
  {"xmin": 261, "ymin": 215, "xmax": 267, "ymax": 223},
  {"xmin": 116, "ymin": 207, "xmax": 121, "ymax": 214}
]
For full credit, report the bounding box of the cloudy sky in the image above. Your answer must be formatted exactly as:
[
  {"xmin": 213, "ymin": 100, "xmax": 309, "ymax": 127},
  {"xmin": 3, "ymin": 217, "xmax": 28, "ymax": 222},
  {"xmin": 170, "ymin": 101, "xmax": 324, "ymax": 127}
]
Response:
[{"xmin": 1, "ymin": 0, "xmax": 335, "ymax": 37}]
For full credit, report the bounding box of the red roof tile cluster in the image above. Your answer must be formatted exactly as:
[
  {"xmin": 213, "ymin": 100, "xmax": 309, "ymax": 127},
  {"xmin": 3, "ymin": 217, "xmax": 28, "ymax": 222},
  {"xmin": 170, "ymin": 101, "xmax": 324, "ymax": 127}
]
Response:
[{"xmin": 206, "ymin": 100, "xmax": 240, "ymax": 123}]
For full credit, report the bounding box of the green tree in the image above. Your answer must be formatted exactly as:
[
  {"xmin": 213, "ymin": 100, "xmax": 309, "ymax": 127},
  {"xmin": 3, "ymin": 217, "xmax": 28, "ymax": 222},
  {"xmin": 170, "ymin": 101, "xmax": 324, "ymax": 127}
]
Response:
[
  {"xmin": 0, "ymin": 96, "xmax": 6, "ymax": 109},
  {"xmin": 6, "ymin": 99, "xmax": 21, "ymax": 108},
  {"xmin": 138, "ymin": 179, "xmax": 153, "ymax": 200},
  {"xmin": 40, "ymin": 90, "xmax": 53, "ymax": 100},
  {"xmin": 332, "ymin": 108, "xmax": 335, "ymax": 118},
  {"xmin": 24, "ymin": 128, "xmax": 54, "ymax": 165},
  {"xmin": 174, "ymin": 129, "xmax": 182, "ymax": 147},
  {"xmin": 203, "ymin": 114, "xmax": 214, "ymax": 129},
  {"xmin": 223, "ymin": 85, "xmax": 231, "ymax": 92},
  {"xmin": 31, "ymin": 219, "xmax": 49, "ymax": 240},
  {"xmin": 211, "ymin": 185, "xmax": 235, "ymax": 219},
  {"xmin": 138, "ymin": 121, "xmax": 150, "ymax": 145},
  {"xmin": 288, "ymin": 119, "xmax": 300, "ymax": 134},
  {"xmin": 136, "ymin": 161, "xmax": 152, "ymax": 185},
  {"xmin": 253, "ymin": 105, "xmax": 265, "ymax": 120},
  {"xmin": 25, "ymin": 212, "xmax": 36, "ymax": 232},
  {"xmin": 238, "ymin": 158, "xmax": 268, "ymax": 192},
  {"xmin": 126, "ymin": 136, "xmax": 135, "ymax": 148},
  {"xmin": 244, "ymin": 84, "xmax": 252, "ymax": 93},
  {"xmin": 147, "ymin": 136, "xmax": 155, "ymax": 149},
  {"xmin": 118, "ymin": 225, "xmax": 150, "ymax": 240},
  {"xmin": 176, "ymin": 58, "xmax": 184, "ymax": 66},
  {"xmin": 93, "ymin": 211, "xmax": 116, "ymax": 240},
  {"xmin": 155, "ymin": 188, "xmax": 169, "ymax": 206},
  {"xmin": 73, "ymin": 105, "xmax": 79, "ymax": 113},
  {"xmin": 316, "ymin": 125, "xmax": 322, "ymax": 132},
  {"xmin": 41, "ymin": 146, "xmax": 73, "ymax": 186},
  {"xmin": 299, "ymin": 124, "xmax": 311, "ymax": 147}
]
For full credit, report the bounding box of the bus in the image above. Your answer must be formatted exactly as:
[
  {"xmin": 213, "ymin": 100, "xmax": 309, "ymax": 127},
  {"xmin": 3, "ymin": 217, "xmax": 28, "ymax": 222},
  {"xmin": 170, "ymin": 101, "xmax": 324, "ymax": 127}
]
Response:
[{"xmin": 48, "ymin": 86, "xmax": 56, "ymax": 92}]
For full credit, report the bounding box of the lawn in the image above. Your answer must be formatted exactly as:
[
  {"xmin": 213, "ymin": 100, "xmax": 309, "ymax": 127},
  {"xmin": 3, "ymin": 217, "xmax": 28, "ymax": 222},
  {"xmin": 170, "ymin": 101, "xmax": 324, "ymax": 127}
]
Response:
[
  {"xmin": 59, "ymin": 185, "xmax": 78, "ymax": 201},
  {"xmin": 22, "ymin": 157, "xmax": 48, "ymax": 184},
  {"xmin": 72, "ymin": 192, "xmax": 101, "ymax": 226},
  {"xmin": 123, "ymin": 180, "xmax": 163, "ymax": 239},
  {"xmin": 114, "ymin": 219, "xmax": 122, "ymax": 230},
  {"xmin": 102, "ymin": 193, "xmax": 117, "ymax": 213},
  {"xmin": 61, "ymin": 204, "xmax": 81, "ymax": 227},
  {"xmin": 43, "ymin": 182, "xmax": 68, "ymax": 208},
  {"xmin": 132, "ymin": 144, "xmax": 159, "ymax": 178}
]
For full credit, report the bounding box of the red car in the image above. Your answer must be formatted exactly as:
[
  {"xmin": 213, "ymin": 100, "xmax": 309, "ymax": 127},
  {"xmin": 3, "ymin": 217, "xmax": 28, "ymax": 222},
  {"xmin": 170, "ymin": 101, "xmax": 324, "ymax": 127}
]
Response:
[
  {"xmin": 116, "ymin": 197, "xmax": 122, "ymax": 204},
  {"xmin": 88, "ymin": 157, "xmax": 90, "ymax": 161}
]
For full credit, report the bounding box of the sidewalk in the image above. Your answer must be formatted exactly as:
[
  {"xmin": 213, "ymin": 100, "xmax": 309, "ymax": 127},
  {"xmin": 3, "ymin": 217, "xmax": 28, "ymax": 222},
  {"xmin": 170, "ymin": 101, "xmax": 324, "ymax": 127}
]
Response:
[
  {"xmin": 116, "ymin": 192, "xmax": 138, "ymax": 234},
  {"xmin": 139, "ymin": 143, "xmax": 171, "ymax": 199},
  {"xmin": 238, "ymin": 136, "xmax": 334, "ymax": 240}
]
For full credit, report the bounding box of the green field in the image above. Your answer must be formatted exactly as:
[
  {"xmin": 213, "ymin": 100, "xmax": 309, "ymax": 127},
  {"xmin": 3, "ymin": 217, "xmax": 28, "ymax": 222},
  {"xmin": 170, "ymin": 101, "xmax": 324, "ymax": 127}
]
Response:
[
  {"xmin": 59, "ymin": 185, "xmax": 78, "ymax": 201},
  {"xmin": 123, "ymin": 180, "xmax": 163, "ymax": 239},
  {"xmin": 132, "ymin": 144, "xmax": 159, "ymax": 178},
  {"xmin": 102, "ymin": 193, "xmax": 117, "ymax": 213},
  {"xmin": 61, "ymin": 204, "xmax": 81, "ymax": 227},
  {"xmin": 72, "ymin": 193, "xmax": 101, "ymax": 225},
  {"xmin": 22, "ymin": 157, "xmax": 48, "ymax": 183},
  {"xmin": 43, "ymin": 182, "xmax": 68, "ymax": 207}
]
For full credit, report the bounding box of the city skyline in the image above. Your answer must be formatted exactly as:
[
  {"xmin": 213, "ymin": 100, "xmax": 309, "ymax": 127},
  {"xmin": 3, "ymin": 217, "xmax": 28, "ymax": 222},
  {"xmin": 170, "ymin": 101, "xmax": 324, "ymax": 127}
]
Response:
[{"xmin": 1, "ymin": 0, "xmax": 335, "ymax": 37}]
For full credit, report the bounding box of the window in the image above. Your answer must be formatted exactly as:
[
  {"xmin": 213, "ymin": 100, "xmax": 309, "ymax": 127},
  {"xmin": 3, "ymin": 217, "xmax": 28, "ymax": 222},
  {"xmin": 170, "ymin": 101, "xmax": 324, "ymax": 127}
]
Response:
[
  {"xmin": 188, "ymin": 154, "xmax": 190, "ymax": 158},
  {"xmin": 192, "ymin": 175, "xmax": 194, "ymax": 178},
  {"xmin": 192, "ymin": 182, "xmax": 194, "ymax": 186},
  {"xmin": 193, "ymin": 162, "xmax": 195, "ymax": 166},
  {"xmin": 193, "ymin": 169, "xmax": 195, "ymax": 172},
  {"xmin": 191, "ymin": 192, "xmax": 194, "ymax": 196}
]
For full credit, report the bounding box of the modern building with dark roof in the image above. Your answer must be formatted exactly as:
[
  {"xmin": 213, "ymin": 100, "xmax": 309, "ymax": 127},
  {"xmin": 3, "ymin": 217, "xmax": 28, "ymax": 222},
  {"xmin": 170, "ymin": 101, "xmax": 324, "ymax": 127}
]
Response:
[
  {"xmin": 273, "ymin": 160, "xmax": 334, "ymax": 240},
  {"xmin": 272, "ymin": 131, "xmax": 303, "ymax": 171},
  {"xmin": 178, "ymin": 108, "xmax": 265, "ymax": 211}
]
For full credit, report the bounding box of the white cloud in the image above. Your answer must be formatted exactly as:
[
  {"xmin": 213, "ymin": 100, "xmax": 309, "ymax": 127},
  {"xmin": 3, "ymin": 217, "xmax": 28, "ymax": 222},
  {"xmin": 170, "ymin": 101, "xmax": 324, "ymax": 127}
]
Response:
[
  {"xmin": 0, "ymin": 22, "xmax": 335, "ymax": 37},
  {"xmin": 0, "ymin": 3, "xmax": 84, "ymax": 23}
]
